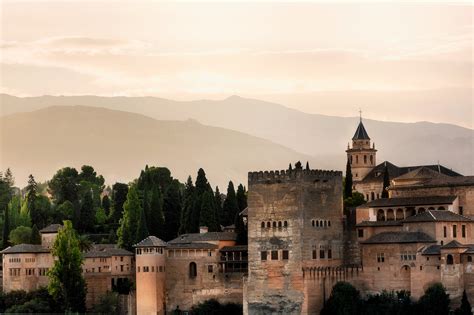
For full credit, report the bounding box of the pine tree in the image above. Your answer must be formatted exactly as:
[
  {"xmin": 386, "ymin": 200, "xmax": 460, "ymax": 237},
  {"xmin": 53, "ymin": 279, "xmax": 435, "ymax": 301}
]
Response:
[
  {"xmin": 222, "ymin": 181, "xmax": 239, "ymax": 226},
  {"xmin": 200, "ymin": 191, "xmax": 219, "ymax": 232},
  {"xmin": 117, "ymin": 185, "xmax": 141, "ymax": 250},
  {"xmin": 295, "ymin": 161, "xmax": 302, "ymax": 169},
  {"xmin": 30, "ymin": 224, "xmax": 41, "ymax": 244},
  {"xmin": 26, "ymin": 174, "xmax": 37, "ymax": 208},
  {"xmin": 2, "ymin": 204, "xmax": 10, "ymax": 249},
  {"xmin": 48, "ymin": 221, "xmax": 86, "ymax": 313},
  {"xmin": 163, "ymin": 180, "xmax": 182, "ymax": 241},
  {"xmin": 382, "ymin": 164, "xmax": 390, "ymax": 198},
  {"xmin": 148, "ymin": 186, "xmax": 165, "ymax": 239},
  {"xmin": 306, "ymin": 161, "xmax": 310, "ymax": 171},
  {"xmin": 101, "ymin": 195, "xmax": 111, "ymax": 217},
  {"xmin": 4, "ymin": 168, "xmax": 14, "ymax": 188},
  {"xmin": 344, "ymin": 158, "xmax": 353, "ymax": 199},
  {"xmin": 136, "ymin": 207, "xmax": 149, "ymax": 242},
  {"xmin": 236, "ymin": 184, "xmax": 247, "ymax": 212},
  {"xmin": 80, "ymin": 190, "xmax": 95, "ymax": 232}
]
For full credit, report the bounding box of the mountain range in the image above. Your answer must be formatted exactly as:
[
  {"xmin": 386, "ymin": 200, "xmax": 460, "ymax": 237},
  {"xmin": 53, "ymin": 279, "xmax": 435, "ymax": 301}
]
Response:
[{"xmin": 1, "ymin": 94, "xmax": 472, "ymax": 187}]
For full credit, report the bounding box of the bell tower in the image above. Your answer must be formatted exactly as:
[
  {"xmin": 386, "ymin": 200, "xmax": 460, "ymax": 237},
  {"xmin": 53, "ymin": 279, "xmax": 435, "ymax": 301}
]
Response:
[{"xmin": 346, "ymin": 112, "xmax": 377, "ymax": 182}]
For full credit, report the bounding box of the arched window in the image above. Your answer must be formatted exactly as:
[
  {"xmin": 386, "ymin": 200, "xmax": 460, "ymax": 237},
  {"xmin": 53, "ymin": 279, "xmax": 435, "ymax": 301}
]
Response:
[
  {"xmin": 377, "ymin": 209, "xmax": 385, "ymax": 221},
  {"xmin": 261, "ymin": 222, "xmax": 265, "ymax": 228},
  {"xmin": 418, "ymin": 208, "xmax": 426, "ymax": 213},
  {"xmin": 438, "ymin": 206, "xmax": 445, "ymax": 210},
  {"xmin": 328, "ymin": 220, "xmax": 331, "ymax": 227},
  {"xmin": 284, "ymin": 221, "xmax": 288, "ymax": 228},
  {"xmin": 447, "ymin": 254, "xmax": 454, "ymax": 265},
  {"xmin": 356, "ymin": 156, "xmax": 359, "ymax": 163},
  {"xmin": 428, "ymin": 207, "xmax": 435, "ymax": 210},
  {"xmin": 371, "ymin": 192, "xmax": 375, "ymax": 200},
  {"xmin": 272, "ymin": 222, "xmax": 277, "ymax": 228},
  {"xmin": 316, "ymin": 220, "xmax": 319, "ymax": 227},
  {"xmin": 312, "ymin": 220, "xmax": 315, "ymax": 227},
  {"xmin": 386, "ymin": 209, "xmax": 395, "ymax": 221},
  {"xmin": 468, "ymin": 256, "xmax": 472, "ymax": 263},
  {"xmin": 396, "ymin": 209, "xmax": 404, "ymax": 220},
  {"xmin": 364, "ymin": 155, "xmax": 367, "ymax": 164},
  {"xmin": 366, "ymin": 194, "xmax": 369, "ymax": 201},
  {"xmin": 189, "ymin": 262, "xmax": 197, "ymax": 278},
  {"xmin": 267, "ymin": 222, "xmax": 271, "ymax": 228},
  {"xmin": 323, "ymin": 221, "xmax": 327, "ymax": 227},
  {"xmin": 278, "ymin": 221, "xmax": 282, "ymax": 228},
  {"xmin": 320, "ymin": 220, "xmax": 323, "ymax": 227}
]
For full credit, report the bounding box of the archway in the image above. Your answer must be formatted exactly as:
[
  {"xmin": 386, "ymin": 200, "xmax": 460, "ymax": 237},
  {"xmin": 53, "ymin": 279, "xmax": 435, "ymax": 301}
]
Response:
[
  {"xmin": 399, "ymin": 265, "xmax": 411, "ymax": 292},
  {"xmin": 386, "ymin": 209, "xmax": 395, "ymax": 221},
  {"xmin": 377, "ymin": 209, "xmax": 385, "ymax": 221},
  {"xmin": 396, "ymin": 209, "xmax": 404, "ymax": 220},
  {"xmin": 447, "ymin": 254, "xmax": 454, "ymax": 265}
]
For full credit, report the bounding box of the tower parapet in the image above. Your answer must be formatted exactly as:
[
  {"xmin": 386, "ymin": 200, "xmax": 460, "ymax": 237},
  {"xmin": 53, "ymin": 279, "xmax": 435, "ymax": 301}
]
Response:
[{"xmin": 248, "ymin": 169, "xmax": 342, "ymax": 185}]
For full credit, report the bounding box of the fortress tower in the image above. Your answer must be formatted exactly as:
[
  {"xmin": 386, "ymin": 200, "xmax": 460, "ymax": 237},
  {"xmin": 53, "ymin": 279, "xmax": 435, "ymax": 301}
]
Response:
[{"xmin": 346, "ymin": 116, "xmax": 377, "ymax": 182}]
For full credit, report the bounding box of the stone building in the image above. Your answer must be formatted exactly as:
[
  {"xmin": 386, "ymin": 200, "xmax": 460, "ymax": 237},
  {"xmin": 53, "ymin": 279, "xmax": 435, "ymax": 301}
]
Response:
[{"xmin": 1, "ymin": 224, "xmax": 135, "ymax": 310}]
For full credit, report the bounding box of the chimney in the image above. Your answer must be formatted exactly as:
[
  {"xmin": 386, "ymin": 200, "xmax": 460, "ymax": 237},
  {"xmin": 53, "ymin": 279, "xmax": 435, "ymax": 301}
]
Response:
[{"xmin": 199, "ymin": 226, "xmax": 208, "ymax": 234}]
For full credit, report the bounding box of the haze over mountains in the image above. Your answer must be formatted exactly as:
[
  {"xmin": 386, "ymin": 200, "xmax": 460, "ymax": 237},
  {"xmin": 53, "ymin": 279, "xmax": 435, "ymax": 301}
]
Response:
[{"xmin": 1, "ymin": 94, "xmax": 472, "ymax": 187}]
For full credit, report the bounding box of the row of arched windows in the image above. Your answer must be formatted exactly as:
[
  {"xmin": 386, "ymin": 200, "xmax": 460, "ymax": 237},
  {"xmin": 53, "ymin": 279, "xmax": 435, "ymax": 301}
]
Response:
[
  {"xmin": 376, "ymin": 206, "xmax": 446, "ymax": 221},
  {"xmin": 350, "ymin": 154, "xmax": 374, "ymax": 165},
  {"xmin": 311, "ymin": 219, "xmax": 331, "ymax": 228},
  {"xmin": 261, "ymin": 221, "xmax": 288, "ymax": 229}
]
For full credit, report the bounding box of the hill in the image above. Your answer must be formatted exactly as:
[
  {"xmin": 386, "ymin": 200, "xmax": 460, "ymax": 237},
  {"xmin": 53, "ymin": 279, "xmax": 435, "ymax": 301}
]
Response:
[
  {"xmin": 0, "ymin": 105, "xmax": 311, "ymax": 188},
  {"xmin": 1, "ymin": 94, "xmax": 472, "ymax": 176}
]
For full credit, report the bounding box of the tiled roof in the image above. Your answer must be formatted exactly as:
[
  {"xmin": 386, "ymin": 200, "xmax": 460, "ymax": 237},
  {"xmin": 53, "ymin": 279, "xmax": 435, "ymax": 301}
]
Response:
[
  {"xmin": 422, "ymin": 245, "xmax": 441, "ymax": 255},
  {"xmin": 352, "ymin": 121, "xmax": 370, "ymax": 140},
  {"xmin": 1, "ymin": 244, "xmax": 50, "ymax": 254},
  {"xmin": 395, "ymin": 176, "xmax": 474, "ymax": 189},
  {"xmin": 441, "ymin": 240, "xmax": 469, "ymax": 249},
  {"xmin": 403, "ymin": 210, "xmax": 472, "ymax": 223},
  {"xmin": 169, "ymin": 232, "xmax": 236, "ymax": 244},
  {"xmin": 463, "ymin": 245, "xmax": 474, "ymax": 254},
  {"xmin": 84, "ymin": 246, "xmax": 133, "ymax": 258},
  {"xmin": 166, "ymin": 243, "xmax": 218, "ymax": 250},
  {"xmin": 393, "ymin": 167, "xmax": 451, "ymax": 181},
  {"xmin": 362, "ymin": 196, "xmax": 457, "ymax": 208},
  {"xmin": 356, "ymin": 221, "xmax": 403, "ymax": 227},
  {"xmin": 134, "ymin": 236, "xmax": 168, "ymax": 248},
  {"xmin": 361, "ymin": 231, "xmax": 436, "ymax": 244},
  {"xmin": 39, "ymin": 224, "xmax": 62, "ymax": 233},
  {"xmin": 220, "ymin": 245, "xmax": 248, "ymax": 252}
]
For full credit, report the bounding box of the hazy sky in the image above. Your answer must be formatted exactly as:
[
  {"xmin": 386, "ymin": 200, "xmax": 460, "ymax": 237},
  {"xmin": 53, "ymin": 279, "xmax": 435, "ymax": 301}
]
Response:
[{"xmin": 1, "ymin": 1, "xmax": 473, "ymax": 127}]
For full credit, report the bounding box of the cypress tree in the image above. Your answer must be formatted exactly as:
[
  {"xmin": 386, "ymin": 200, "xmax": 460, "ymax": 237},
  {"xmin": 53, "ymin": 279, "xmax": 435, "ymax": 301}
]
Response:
[
  {"xmin": 148, "ymin": 186, "xmax": 165, "ymax": 239},
  {"xmin": 306, "ymin": 161, "xmax": 310, "ymax": 171},
  {"xmin": 26, "ymin": 174, "xmax": 37, "ymax": 209},
  {"xmin": 236, "ymin": 184, "xmax": 247, "ymax": 212},
  {"xmin": 288, "ymin": 163, "xmax": 293, "ymax": 171},
  {"xmin": 382, "ymin": 164, "xmax": 390, "ymax": 198},
  {"xmin": 163, "ymin": 180, "xmax": 182, "ymax": 241},
  {"xmin": 195, "ymin": 168, "xmax": 210, "ymax": 196},
  {"xmin": 110, "ymin": 183, "xmax": 128, "ymax": 224},
  {"xmin": 222, "ymin": 181, "xmax": 239, "ymax": 226},
  {"xmin": 31, "ymin": 224, "xmax": 41, "ymax": 244},
  {"xmin": 117, "ymin": 185, "xmax": 141, "ymax": 250},
  {"xmin": 180, "ymin": 176, "xmax": 195, "ymax": 234},
  {"xmin": 234, "ymin": 212, "xmax": 247, "ymax": 245},
  {"xmin": 214, "ymin": 186, "xmax": 222, "ymax": 227},
  {"xmin": 136, "ymin": 207, "xmax": 149, "ymax": 242},
  {"xmin": 101, "ymin": 195, "xmax": 111, "ymax": 217},
  {"xmin": 80, "ymin": 190, "xmax": 95, "ymax": 232},
  {"xmin": 2, "ymin": 204, "xmax": 10, "ymax": 249},
  {"xmin": 200, "ymin": 191, "xmax": 219, "ymax": 232},
  {"xmin": 344, "ymin": 158, "xmax": 353, "ymax": 199},
  {"xmin": 458, "ymin": 290, "xmax": 472, "ymax": 315}
]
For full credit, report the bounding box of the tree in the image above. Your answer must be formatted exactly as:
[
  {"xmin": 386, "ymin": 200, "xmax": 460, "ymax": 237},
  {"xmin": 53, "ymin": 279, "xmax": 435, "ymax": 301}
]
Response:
[
  {"xmin": 95, "ymin": 207, "xmax": 107, "ymax": 226},
  {"xmin": 180, "ymin": 176, "xmax": 196, "ymax": 234},
  {"xmin": 136, "ymin": 206, "xmax": 149, "ymax": 242},
  {"xmin": 2, "ymin": 203, "xmax": 10, "ymax": 249},
  {"xmin": 456, "ymin": 290, "xmax": 472, "ymax": 315},
  {"xmin": 235, "ymin": 212, "xmax": 247, "ymax": 245},
  {"xmin": 55, "ymin": 201, "xmax": 74, "ymax": 223},
  {"xmin": 79, "ymin": 189, "xmax": 95, "ymax": 232},
  {"xmin": 195, "ymin": 168, "xmax": 210, "ymax": 196},
  {"xmin": 48, "ymin": 167, "xmax": 79, "ymax": 205},
  {"xmin": 288, "ymin": 163, "xmax": 293, "ymax": 171},
  {"xmin": 3, "ymin": 168, "xmax": 14, "ymax": 188},
  {"xmin": 344, "ymin": 191, "xmax": 366, "ymax": 208},
  {"xmin": 48, "ymin": 220, "xmax": 87, "ymax": 312},
  {"xmin": 418, "ymin": 283, "xmax": 450, "ymax": 315},
  {"xmin": 148, "ymin": 186, "xmax": 165, "ymax": 239},
  {"xmin": 117, "ymin": 184, "xmax": 141, "ymax": 250},
  {"xmin": 163, "ymin": 180, "xmax": 182, "ymax": 241},
  {"xmin": 26, "ymin": 174, "xmax": 37, "ymax": 211},
  {"xmin": 92, "ymin": 292, "xmax": 119, "ymax": 314},
  {"xmin": 320, "ymin": 282, "xmax": 362, "ymax": 315},
  {"xmin": 9, "ymin": 226, "xmax": 32, "ymax": 245},
  {"xmin": 110, "ymin": 183, "xmax": 129, "ymax": 224},
  {"xmin": 344, "ymin": 158, "xmax": 353, "ymax": 199},
  {"xmin": 222, "ymin": 181, "xmax": 239, "ymax": 226},
  {"xmin": 295, "ymin": 161, "xmax": 302, "ymax": 169},
  {"xmin": 306, "ymin": 161, "xmax": 310, "ymax": 170},
  {"xmin": 31, "ymin": 225, "xmax": 41, "ymax": 244},
  {"xmin": 381, "ymin": 164, "xmax": 390, "ymax": 198},
  {"xmin": 236, "ymin": 184, "xmax": 247, "ymax": 212},
  {"xmin": 101, "ymin": 195, "xmax": 111, "ymax": 217},
  {"xmin": 200, "ymin": 191, "xmax": 219, "ymax": 232},
  {"xmin": 30, "ymin": 195, "xmax": 51, "ymax": 229}
]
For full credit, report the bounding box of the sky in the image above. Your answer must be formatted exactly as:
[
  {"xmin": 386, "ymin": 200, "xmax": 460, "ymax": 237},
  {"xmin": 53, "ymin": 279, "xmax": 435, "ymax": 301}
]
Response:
[{"xmin": 1, "ymin": 1, "xmax": 473, "ymax": 127}]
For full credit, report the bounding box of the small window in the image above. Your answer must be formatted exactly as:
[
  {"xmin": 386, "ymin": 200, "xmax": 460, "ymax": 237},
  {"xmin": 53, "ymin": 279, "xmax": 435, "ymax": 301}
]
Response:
[
  {"xmin": 328, "ymin": 249, "xmax": 332, "ymax": 259},
  {"xmin": 208, "ymin": 265, "xmax": 213, "ymax": 273},
  {"xmin": 261, "ymin": 251, "xmax": 267, "ymax": 261},
  {"xmin": 272, "ymin": 222, "xmax": 277, "ymax": 228},
  {"xmin": 284, "ymin": 221, "xmax": 288, "ymax": 227},
  {"xmin": 271, "ymin": 251, "xmax": 278, "ymax": 260},
  {"xmin": 189, "ymin": 262, "xmax": 197, "ymax": 278},
  {"xmin": 447, "ymin": 254, "xmax": 454, "ymax": 265},
  {"xmin": 453, "ymin": 225, "xmax": 457, "ymax": 238},
  {"xmin": 420, "ymin": 266, "xmax": 423, "ymax": 271},
  {"xmin": 462, "ymin": 225, "xmax": 466, "ymax": 238},
  {"xmin": 328, "ymin": 221, "xmax": 331, "ymax": 227},
  {"xmin": 278, "ymin": 221, "xmax": 282, "ymax": 228},
  {"xmin": 282, "ymin": 250, "xmax": 289, "ymax": 260},
  {"xmin": 468, "ymin": 256, "xmax": 472, "ymax": 263},
  {"xmin": 377, "ymin": 253, "xmax": 384, "ymax": 263},
  {"xmin": 320, "ymin": 250, "xmax": 325, "ymax": 259},
  {"xmin": 443, "ymin": 226, "xmax": 447, "ymax": 238},
  {"xmin": 267, "ymin": 222, "xmax": 271, "ymax": 228},
  {"xmin": 312, "ymin": 220, "xmax": 315, "ymax": 227},
  {"xmin": 312, "ymin": 250, "xmax": 317, "ymax": 260},
  {"xmin": 261, "ymin": 222, "xmax": 265, "ymax": 228},
  {"xmin": 358, "ymin": 229, "xmax": 364, "ymax": 238},
  {"xmin": 316, "ymin": 220, "xmax": 319, "ymax": 227}
]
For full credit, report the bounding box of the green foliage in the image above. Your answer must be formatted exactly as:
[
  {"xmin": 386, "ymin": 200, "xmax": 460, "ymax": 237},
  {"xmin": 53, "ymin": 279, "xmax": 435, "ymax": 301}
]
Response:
[
  {"xmin": 235, "ymin": 212, "xmax": 247, "ymax": 245},
  {"xmin": 102, "ymin": 194, "xmax": 111, "ymax": 217},
  {"xmin": 48, "ymin": 167, "xmax": 80, "ymax": 205},
  {"xmin": 117, "ymin": 184, "xmax": 141, "ymax": 249},
  {"xmin": 30, "ymin": 224, "xmax": 41, "ymax": 244},
  {"xmin": 48, "ymin": 220, "xmax": 86, "ymax": 312},
  {"xmin": 344, "ymin": 192, "xmax": 366, "ymax": 208},
  {"xmin": 222, "ymin": 181, "xmax": 239, "ymax": 226},
  {"xmin": 80, "ymin": 189, "xmax": 95, "ymax": 232},
  {"xmin": 364, "ymin": 290, "xmax": 413, "ymax": 315},
  {"xmin": 236, "ymin": 184, "xmax": 247, "ymax": 212},
  {"xmin": 180, "ymin": 176, "xmax": 196, "ymax": 234},
  {"xmin": 95, "ymin": 207, "xmax": 107, "ymax": 226},
  {"xmin": 418, "ymin": 283, "xmax": 450, "ymax": 315},
  {"xmin": 77, "ymin": 234, "xmax": 93, "ymax": 252},
  {"xmin": 200, "ymin": 191, "xmax": 219, "ymax": 232},
  {"xmin": 382, "ymin": 164, "xmax": 390, "ymax": 198},
  {"xmin": 455, "ymin": 290, "xmax": 472, "ymax": 315},
  {"xmin": 148, "ymin": 186, "xmax": 165, "ymax": 239},
  {"xmin": 2, "ymin": 201, "xmax": 10, "ymax": 249},
  {"xmin": 190, "ymin": 299, "xmax": 243, "ymax": 315},
  {"xmin": 0, "ymin": 288, "xmax": 59, "ymax": 313},
  {"xmin": 92, "ymin": 291, "xmax": 119, "ymax": 314},
  {"xmin": 110, "ymin": 182, "xmax": 129, "ymax": 224},
  {"xmin": 321, "ymin": 282, "xmax": 363, "ymax": 315},
  {"xmin": 163, "ymin": 180, "xmax": 182, "ymax": 241},
  {"xmin": 136, "ymin": 206, "xmax": 150, "ymax": 242},
  {"xmin": 55, "ymin": 200, "xmax": 74, "ymax": 223},
  {"xmin": 344, "ymin": 158, "xmax": 353, "ymax": 199},
  {"xmin": 31, "ymin": 195, "xmax": 52, "ymax": 229},
  {"xmin": 9, "ymin": 226, "xmax": 32, "ymax": 245}
]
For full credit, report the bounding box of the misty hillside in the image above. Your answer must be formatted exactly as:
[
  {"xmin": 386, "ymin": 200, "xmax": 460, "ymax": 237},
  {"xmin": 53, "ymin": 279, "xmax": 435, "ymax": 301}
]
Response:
[
  {"xmin": 0, "ymin": 106, "xmax": 311, "ymax": 188},
  {"xmin": 1, "ymin": 94, "xmax": 473, "ymax": 176}
]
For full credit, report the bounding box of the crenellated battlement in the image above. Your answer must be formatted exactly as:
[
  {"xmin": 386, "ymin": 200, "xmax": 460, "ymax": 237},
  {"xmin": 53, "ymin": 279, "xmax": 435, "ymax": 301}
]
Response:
[{"xmin": 248, "ymin": 168, "xmax": 342, "ymax": 185}]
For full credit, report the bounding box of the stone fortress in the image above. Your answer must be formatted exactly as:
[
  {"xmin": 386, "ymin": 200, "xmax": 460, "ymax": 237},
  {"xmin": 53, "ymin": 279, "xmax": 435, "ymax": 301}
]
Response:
[{"xmin": 2, "ymin": 119, "xmax": 474, "ymax": 314}]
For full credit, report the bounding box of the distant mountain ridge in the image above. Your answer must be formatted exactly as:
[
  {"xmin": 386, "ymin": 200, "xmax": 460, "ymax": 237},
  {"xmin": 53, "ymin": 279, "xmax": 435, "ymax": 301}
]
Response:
[
  {"xmin": 0, "ymin": 105, "xmax": 311, "ymax": 188},
  {"xmin": 1, "ymin": 94, "xmax": 472, "ymax": 181}
]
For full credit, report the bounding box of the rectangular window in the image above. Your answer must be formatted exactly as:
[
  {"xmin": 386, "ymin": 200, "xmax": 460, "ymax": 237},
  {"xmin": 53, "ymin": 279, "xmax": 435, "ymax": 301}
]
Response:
[
  {"xmin": 120, "ymin": 265, "xmax": 124, "ymax": 272},
  {"xmin": 271, "ymin": 251, "xmax": 278, "ymax": 260},
  {"xmin": 208, "ymin": 265, "xmax": 213, "ymax": 273},
  {"xmin": 261, "ymin": 251, "xmax": 267, "ymax": 261},
  {"xmin": 320, "ymin": 250, "xmax": 325, "ymax": 259},
  {"xmin": 282, "ymin": 250, "xmax": 289, "ymax": 260},
  {"xmin": 377, "ymin": 253, "xmax": 384, "ymax": 263},
  {"xmin": 462, "ymin": 225, "xmax": 466, "ymax": 238},
  {"xmin": 312, "ymin": 250, "xmax": 317, "ymax": 260},
  {"xmin": 358, "ymin": 229, "xmax": 364, "ymax": 238},
  {"xmin": 328, "ymin": 249, "xmax": 332, "ymax": 259},
  {"xmin": 159, "ymin": 266, "xmax": 163, "ymax": 272},
  {"xmin": 444, "ymin": 226, "xmax": 447, "ymax": 238},
  {"xmin": 453, "ymin": 225, "xmax": 457, "ymax": 238}
]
